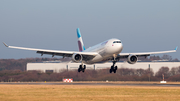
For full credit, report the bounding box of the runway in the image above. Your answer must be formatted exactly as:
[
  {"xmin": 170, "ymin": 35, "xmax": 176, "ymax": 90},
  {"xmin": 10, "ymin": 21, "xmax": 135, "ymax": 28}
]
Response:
[{"xmin": 1, "ymin": 82, "xmax": 180, "ymax": 87}]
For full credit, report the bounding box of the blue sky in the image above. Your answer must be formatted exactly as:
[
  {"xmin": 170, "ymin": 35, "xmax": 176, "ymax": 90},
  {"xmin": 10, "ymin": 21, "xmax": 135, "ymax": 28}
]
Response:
[{"xmin": 0, "ymin": 0, "xmax": 180, "ymax": 59}]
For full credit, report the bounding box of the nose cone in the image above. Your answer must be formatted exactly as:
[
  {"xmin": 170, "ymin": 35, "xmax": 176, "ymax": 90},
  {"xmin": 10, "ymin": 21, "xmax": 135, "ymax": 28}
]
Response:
[
  {"xmin": 107, "ymin": 42, "xmax": 123, "ymax": 54},
  {"xmin": 113, "ymin": 39, "xmax": 123, "ymax": 53},
  {"xmin": 117, "ymin": 43, "xmax": 123, "ymax": 53}
]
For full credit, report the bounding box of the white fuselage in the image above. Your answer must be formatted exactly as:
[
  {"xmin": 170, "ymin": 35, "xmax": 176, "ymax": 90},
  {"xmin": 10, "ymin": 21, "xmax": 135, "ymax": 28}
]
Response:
[{"xmin": 83, "ymin": 38, "xmax": 123, "ymax": 64}]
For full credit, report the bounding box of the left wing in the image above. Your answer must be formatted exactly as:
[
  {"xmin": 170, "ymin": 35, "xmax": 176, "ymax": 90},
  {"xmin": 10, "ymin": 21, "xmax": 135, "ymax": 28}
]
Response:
[
  {"xmin": 117, "ymin": 47, "xmax": 178, "ymax": 59},
  {"xmin": 3, "ymin": 42, "xmax": 98, "ymax": 60}
]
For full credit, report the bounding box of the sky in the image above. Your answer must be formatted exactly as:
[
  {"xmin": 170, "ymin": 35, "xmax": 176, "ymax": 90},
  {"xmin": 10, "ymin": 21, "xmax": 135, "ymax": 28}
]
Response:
[{"xmin": 0, "ymin": 0, "xmax": 180, "ymax": 59}]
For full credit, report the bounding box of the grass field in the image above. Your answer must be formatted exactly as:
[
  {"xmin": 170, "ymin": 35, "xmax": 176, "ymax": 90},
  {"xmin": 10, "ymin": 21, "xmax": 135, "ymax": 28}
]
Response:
[{"xmin": 0, "ymin": 84, "xmax": 180, "ymax": 101}]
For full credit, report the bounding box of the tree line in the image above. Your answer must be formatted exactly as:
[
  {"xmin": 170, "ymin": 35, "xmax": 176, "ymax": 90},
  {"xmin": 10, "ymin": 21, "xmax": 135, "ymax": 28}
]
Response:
[{"xmin": 0, "ymin": 66, "xmax": 180, "ymax": 82}]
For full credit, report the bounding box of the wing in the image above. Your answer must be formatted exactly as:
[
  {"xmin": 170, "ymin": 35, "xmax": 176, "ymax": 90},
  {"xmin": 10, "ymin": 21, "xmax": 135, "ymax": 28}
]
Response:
[
  {"xmin": 117, "ymin": 47, "xmax": 178, "ymax": 59},
  {"xmin": 3, "ymin": 42, "xmax": 98, "ymax": 60}
]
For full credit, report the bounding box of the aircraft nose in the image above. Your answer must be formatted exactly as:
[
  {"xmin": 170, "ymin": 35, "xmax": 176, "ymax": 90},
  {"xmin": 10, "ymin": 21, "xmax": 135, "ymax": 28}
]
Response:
[
  {"xmin": 119, "ymin": 43, "xmax": 123, "ymax": 51},
  {"xmin": 114, "ymin": 43, "xmax": 123, "ymax": 53}
]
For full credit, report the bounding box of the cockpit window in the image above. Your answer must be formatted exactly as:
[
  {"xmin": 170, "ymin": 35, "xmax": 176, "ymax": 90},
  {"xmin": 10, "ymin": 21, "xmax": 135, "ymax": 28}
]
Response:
[{"xmin": 113, "ymin": 41, "xmax": 121, "ymax": 43}]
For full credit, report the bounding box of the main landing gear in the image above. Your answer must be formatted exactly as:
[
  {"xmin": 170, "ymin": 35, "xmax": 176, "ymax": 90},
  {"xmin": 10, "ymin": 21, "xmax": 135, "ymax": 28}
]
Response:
[
  {"xmin": 110, "ymin": 61, "xmax": 117, "ymax": 73},
  {"xmin": 78, "ymin": 65, "xmax": 86, "ymax": 72}
]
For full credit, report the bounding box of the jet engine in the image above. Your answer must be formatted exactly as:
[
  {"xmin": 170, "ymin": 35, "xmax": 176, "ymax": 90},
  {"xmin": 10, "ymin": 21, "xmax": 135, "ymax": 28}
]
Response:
[
  {"xmin": 72, "ymin": 53, "xmax": 82, "ymax": 63},
  {"xmin": 127, "ymin": 54, "xmax": 138, "ymax": 64}
]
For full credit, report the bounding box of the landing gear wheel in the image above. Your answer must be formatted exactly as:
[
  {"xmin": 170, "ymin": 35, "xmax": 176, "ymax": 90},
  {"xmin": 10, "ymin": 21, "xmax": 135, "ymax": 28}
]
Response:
[
  {"xmin": 110, "ymin": 66, "xmax": 118, "ymax": 73},
  {"xmin": 78, "ymin": 68, "xmax": 81, "ymax": 72},
  {"xmin": 113, "ymin": 69, "xmax": 116, "ymax": 73},
  {"xmin": 78, "ymin": 65, "xmax": 82, "ymax": 72},
  {"xmin": 113, "ymin": 66, "xmax": 117, "ymax": 73},
  {"xmin": 115, "ymin": 66, "xmax": 117, "ymax": 70},
  {"xmin": 84, "ymin": 65, "xmax": 86, "ymax": 70},
  {"xmin": 109, "ymin": 69, "xmax": 112, "ymax": 73},
  {"xmin": 78, "ymin": 65, "xmax": 86, "ymax": 73},
  {"xmin": 111, "ymin": 66, "xmax": 113, "ymax": 70}
]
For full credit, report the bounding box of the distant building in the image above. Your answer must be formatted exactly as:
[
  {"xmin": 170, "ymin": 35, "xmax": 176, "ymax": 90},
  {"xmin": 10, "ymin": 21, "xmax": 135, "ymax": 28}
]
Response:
[{"xmin": 27, "ymin": 61, "xmax": 180, "ymax": 73}]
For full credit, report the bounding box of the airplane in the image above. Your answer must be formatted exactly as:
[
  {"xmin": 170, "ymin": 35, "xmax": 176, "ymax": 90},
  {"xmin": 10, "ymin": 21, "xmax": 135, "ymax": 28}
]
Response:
[{"xmin": 3, "ymin": 28, "xmax": 178, "ymax": 73}]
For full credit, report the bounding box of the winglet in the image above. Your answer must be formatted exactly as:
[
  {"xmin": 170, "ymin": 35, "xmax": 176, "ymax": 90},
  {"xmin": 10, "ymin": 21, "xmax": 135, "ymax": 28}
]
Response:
[
  {"xmin": 175, "ymin": 46, "xmax": 178, "ymax": 51},
  {"xmin": 3, "ymin": 42, "xmax": 9, "ymax": 47}
]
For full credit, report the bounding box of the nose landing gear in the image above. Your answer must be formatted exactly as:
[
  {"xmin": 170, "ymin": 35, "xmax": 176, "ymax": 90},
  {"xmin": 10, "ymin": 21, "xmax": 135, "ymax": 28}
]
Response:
[{"xmin": 110, "ymin": 61, "xmax": 117, "ymax": 73}]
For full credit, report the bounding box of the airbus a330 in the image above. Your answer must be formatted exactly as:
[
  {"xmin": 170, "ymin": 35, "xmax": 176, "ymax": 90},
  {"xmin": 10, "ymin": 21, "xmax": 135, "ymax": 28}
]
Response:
[{"xmin": 3, "ymin": 28, "xmax": 178, "ymax": 73}]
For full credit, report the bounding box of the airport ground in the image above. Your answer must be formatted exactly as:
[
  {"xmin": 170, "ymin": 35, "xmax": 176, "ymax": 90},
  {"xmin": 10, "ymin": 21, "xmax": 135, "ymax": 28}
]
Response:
[{"xmin": 0, "ymin": 81, "xmax": 180, "ymax": 101}]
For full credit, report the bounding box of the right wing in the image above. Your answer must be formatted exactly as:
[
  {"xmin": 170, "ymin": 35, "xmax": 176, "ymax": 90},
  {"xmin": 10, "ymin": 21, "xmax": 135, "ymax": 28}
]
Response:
[
  {"xmin": 117, "ymin": 47, "xmax": 178, "ymax": 59},
  {"xmin": 3, "ymin": 42, "xmax": 98, "ymax": 60}
]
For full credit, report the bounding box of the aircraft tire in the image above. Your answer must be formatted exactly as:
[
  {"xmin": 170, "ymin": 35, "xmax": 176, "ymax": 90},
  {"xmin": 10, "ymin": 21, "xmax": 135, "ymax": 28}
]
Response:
[
  {"xmin": 115, "ymin": 66, "xmax": 117, "ymax": 70},
  {"xmin": 84, "ymin": 65, "xmax": 86, "ymax": 69},
  {"xmin": 114, "ymin": 69, "xmax": 116, "ymax": 73},
  {"xmin": 111, "ymin": 66, "xmax": 113, "ymax": 70},
  {"xmin": 78, "ymin": 65, "xmax": 82, "ymax": 72},
  {"xmin": 110, "ymin": 69, "xmax": 112, "ymax": 73}
]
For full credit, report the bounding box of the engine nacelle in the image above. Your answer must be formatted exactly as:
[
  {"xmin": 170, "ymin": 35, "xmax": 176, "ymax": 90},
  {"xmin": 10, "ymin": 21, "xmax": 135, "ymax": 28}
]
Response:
[
  {"xmin": 72, "ymin": 53, "xmax": 82, "ymax": 63},
  {"xmin": 127, "ymin": 54, "xmax": 138, "ymax": 64}
]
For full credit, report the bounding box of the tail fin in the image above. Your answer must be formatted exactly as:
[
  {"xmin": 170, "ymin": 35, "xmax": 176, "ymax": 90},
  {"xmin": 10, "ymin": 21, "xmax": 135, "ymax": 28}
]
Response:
[{"xmin": 77, "ymin": 28, "xmax": 85, "ymax": 52}]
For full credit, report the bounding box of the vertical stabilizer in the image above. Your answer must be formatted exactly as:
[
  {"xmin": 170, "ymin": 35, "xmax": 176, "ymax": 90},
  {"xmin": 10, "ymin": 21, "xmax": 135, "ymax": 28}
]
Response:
[{"xmin": 77, "ymin": 28, "xmax": 85, "ymax": 52}]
